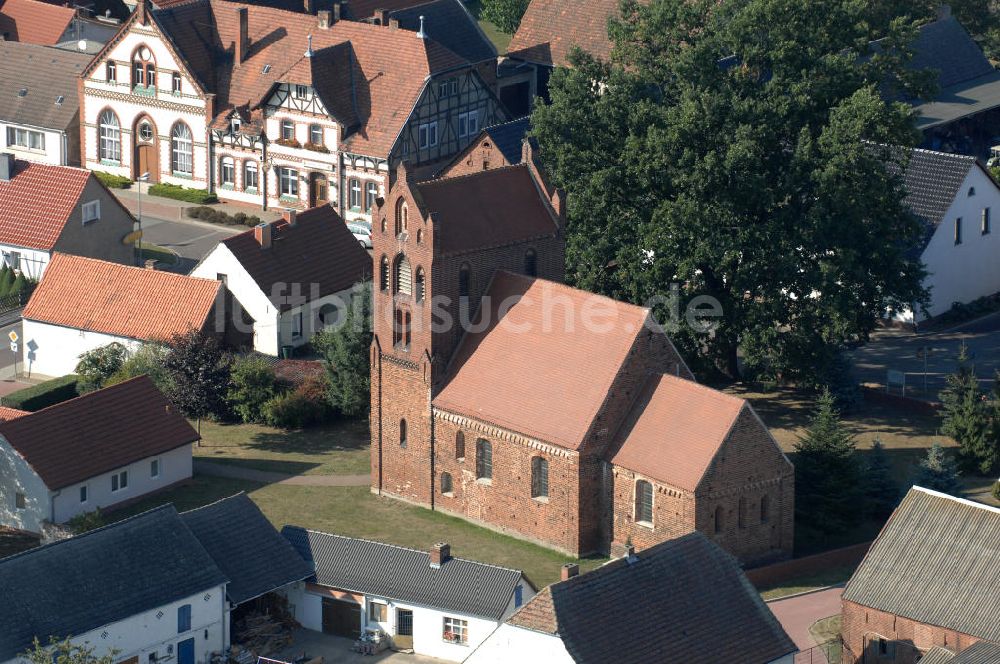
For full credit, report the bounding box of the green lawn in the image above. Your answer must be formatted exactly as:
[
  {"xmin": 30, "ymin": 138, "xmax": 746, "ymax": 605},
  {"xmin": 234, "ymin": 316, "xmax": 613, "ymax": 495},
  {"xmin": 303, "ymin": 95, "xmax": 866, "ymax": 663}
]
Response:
[
  {"xmin": 809, "ymin": 615, "xmax": 844, "ymax": 661},
  {"xmin": 758, "ymin": 564, "xmax": 856, "ymax": 601},
  {"xmin": 113, "ymin": 476, "xmax": 604, "ymax": 588},
  {"xmin": 193, "ymin": 418, "xmax": 370, "ymax": 476}
]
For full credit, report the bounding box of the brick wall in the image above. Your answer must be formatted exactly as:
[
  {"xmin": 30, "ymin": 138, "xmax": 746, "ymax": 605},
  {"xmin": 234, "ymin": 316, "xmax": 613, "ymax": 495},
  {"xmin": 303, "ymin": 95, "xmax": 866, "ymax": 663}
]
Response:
[
  {"xmin": 608, "ymin": 467, "xmax": 697, "ymax": 554},
  {"xmin": 695, "ymin": 407, "xmax": 794, "ymax": 566},
  {"xmin": 841, "ymin": 600, "xmax": 983, "ymax": 664},
  {"xmin": 439, "ymin": 134, "xmax": 516, "ymax": 178},
  {"xmin": 432, "ymin": 412, "xmax": 584, "ymax": 554}
]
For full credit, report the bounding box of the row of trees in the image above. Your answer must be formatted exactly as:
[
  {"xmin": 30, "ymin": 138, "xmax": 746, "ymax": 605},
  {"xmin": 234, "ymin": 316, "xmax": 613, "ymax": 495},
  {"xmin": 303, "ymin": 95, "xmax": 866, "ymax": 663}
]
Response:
[
  {"xmin": 794, "ymin": 391, "xmax": 963, "ymax": 542},
  {"xmin": 939, "ymin": 345, "xmax": 1000, "ymax": 475}
]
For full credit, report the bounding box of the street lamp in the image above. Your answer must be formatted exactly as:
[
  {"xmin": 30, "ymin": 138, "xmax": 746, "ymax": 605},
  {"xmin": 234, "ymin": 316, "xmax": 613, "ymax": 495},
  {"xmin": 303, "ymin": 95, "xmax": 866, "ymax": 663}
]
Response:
[{"xmin": 136, "ymin": 172, "xmax": 149, "ymax": 266}]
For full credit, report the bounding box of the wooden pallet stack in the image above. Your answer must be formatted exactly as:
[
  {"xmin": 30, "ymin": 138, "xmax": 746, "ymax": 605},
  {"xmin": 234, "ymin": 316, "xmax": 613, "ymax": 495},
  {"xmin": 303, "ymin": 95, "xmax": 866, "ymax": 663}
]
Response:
[{"xmin": 233, "ymin": 613, "xmax": 293, "ymax": 656}]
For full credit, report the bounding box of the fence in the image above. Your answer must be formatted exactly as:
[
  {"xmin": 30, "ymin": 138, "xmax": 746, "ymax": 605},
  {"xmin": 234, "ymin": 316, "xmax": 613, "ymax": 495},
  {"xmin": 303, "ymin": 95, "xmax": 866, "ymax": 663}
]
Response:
[
  {"xmin": 795, "ymin": 638, "xmax": 854, "ymax": 664},
  {"xmin": 0, "ymin": 284, "xmax": 33, "ymax": 316}
]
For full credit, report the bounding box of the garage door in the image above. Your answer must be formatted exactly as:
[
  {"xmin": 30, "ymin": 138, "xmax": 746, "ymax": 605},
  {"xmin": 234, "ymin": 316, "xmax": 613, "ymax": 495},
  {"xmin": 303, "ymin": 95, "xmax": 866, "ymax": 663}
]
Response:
[{"xmin": 321, "ymin": 598, "xmax": 361, "ymax": 638}]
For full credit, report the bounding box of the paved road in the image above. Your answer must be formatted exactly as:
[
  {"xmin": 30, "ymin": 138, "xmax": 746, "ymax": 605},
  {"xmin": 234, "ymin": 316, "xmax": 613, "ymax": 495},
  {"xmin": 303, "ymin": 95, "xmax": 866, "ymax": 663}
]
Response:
[
  {"xmin": 850, "ymin": 312, "xmax": 1000, "ymax": 399},
  {"xmin": 140, "ymin": 216, "xmax": 240, "ymax": 274},
  {"xmin": 193, "ymin": 459, "xmax": 369, "ymax": 486},
  {"xmin": 0, "ymin": 320, "xmax": 23, "ymax": 384},
  {"xmin": 767, "ymin": 586, "xmax": 844, "ymax": 653}
]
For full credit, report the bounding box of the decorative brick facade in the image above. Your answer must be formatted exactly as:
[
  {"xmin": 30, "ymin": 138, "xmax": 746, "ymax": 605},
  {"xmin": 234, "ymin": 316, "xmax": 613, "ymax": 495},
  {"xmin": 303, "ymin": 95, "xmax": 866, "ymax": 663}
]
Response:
[{"xmin": 841, "ymin": 600, "xmax": 982, "ymax": 664}]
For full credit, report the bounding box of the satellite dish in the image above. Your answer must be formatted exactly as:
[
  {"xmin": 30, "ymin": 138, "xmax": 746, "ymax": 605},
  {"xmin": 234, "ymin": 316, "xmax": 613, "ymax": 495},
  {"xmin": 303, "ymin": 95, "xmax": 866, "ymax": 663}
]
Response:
[{"xmin": 77, "ymin": 39, "xmax": 87, "ymax": 51}]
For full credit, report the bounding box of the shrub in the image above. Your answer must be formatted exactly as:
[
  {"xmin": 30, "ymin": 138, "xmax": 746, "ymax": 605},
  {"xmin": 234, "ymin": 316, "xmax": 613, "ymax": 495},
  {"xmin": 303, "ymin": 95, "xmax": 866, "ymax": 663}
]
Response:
[
  {"xmin": 262, "ymin": 383, "xmax": 328, "ymax": 429},
  {"xmin": 66, "ymin": 508, "xmax": 105, "ymax": 534},
  {"xmin": 105, "ymin": 343, "xmax": 172, "ymax": 393},
  {"xmin": 2, "ymin": 375, "xmax": 79, "ymax": 411},
  {"xmin": 185, "ymin": 206, "xmax": 261, "ymax": 227},
  {"xmin": 93, "ymin": 171, "xmax": 132, "ymax": 189},
  {"xmin": 303, "ymin": 142, "xmax": 330, "ymax": 153},
  {"xmin": 992, "ymin": 480, "xmax": 1000, "ymax": 502},
  {"xmin": 149, "ymin": 183, "xmax": 218, "ymax": 204},
  {"xmin": 227, "ymin": 356, "xmax": 279, "ymax": 423},
  {"xmin": 75, "ymin": 342, "xmax": 129, "ymax": 393},
  {"xmin": 163, "ymin": 330, "xmax": 230, "ymax": 421}
]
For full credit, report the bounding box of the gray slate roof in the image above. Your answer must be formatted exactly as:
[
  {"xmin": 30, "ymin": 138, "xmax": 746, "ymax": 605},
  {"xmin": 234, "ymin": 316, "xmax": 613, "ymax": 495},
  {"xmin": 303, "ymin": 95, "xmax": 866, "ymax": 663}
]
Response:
[
  {"xmin": 0, "ymin": 41, "xmax": 91, "ymax": 131},
  {"xmin": 392, "ymin": 0, "xmax": 496, "ymax": 65},
  {"xmin": 281, "ymin": 527, "xmax": 526, "ymax": 621},
  {"xmin": 843, "ymin": 487, "xmax": 1000, "ymax": 642},
  {"xmin": 953, "ymin": 642, "xmax": 1000, "ymax": 664},
  {"xmin": 922, "ymin": 648, "xmax": 960, "ymax": 664},
  {"xmin": 181, "ymin": 493, "xmax": 313, "ymax": 605},
  {"xmin": 0, "ymin": 506, "xmax": 228, "ymax": 661},
  {"xmin": 509, "ymin": 532, "xmax": 796, "ymax": 664},
  {"xmin": 484, "ymin": 116, "xmax": 531, "ymax": 165}
]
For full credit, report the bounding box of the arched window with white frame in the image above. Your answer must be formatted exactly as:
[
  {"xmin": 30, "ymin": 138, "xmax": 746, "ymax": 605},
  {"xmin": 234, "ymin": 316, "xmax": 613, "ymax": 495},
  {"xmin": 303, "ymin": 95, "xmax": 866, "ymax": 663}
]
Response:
[
  {"xmin": 171, "ymin": 122, "xmax": 193, "ymax": 175},
  {"xmin": 98, "ymin": 109, "xmax": 121, "ymax": 162}
]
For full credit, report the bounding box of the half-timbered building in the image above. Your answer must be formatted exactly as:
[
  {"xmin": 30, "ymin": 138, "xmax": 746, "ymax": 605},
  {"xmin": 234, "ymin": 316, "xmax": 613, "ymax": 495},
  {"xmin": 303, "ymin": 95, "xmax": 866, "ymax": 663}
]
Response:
[{"xmin": 78, "ymin": 0, "xmax": 505, "ymax": 222}]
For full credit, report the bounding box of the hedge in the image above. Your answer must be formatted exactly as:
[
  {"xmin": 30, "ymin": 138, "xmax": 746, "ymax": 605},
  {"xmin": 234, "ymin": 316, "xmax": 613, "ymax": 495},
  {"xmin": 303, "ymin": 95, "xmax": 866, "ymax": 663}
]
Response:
[
  {"xmin": 148, "ymin": 183, "xmax": 218, "ymax": 204},
  {"xmin": 186, "ymin": 206, "xmax": 262, "ymax": 227},
  {"xmin": 93, "ymin": 171, "xmax": 133, "ymax": 189},
  {"xmin": 2, "ymin": 375, "xmax": 80, "ymax": 411}
]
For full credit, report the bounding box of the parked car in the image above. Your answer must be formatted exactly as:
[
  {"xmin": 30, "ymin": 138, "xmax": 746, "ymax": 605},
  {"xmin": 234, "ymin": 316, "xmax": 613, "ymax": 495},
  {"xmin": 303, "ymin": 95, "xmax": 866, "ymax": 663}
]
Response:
[{"xmin": 347, "ymin": 222, "xmax": 372, "ymax": 249}]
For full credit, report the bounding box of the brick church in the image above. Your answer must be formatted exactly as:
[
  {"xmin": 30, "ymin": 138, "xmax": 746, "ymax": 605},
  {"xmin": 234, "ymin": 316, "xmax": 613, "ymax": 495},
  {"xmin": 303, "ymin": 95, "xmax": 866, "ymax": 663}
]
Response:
[{"xmin": 369, "ymin": 141, "xmax": 794, "ymax": 565}]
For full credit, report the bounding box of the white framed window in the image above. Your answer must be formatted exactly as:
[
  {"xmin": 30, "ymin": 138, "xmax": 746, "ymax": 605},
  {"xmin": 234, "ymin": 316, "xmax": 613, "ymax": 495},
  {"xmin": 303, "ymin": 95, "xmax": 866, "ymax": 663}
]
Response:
[
  {"xmin": 309, "ymin": 124, "xmax": 323, "ymax": 146},
  {"xmin": 438, "ymin": 78, "xmax": 457, "ymax": 97},
  {"xmin": 5, "ymin": 127, "xmax": 45, "ymax": 151},
  {"xmin": 111, "ymin": 470, "xmax": 128, "ymax": 492},
  {"xmin": 442, "ymin": 617, "xmax": 467, "ymax": 645},
  {"xmin": 3, "ymin": 251, "xmax": 20, "ymax": 270},
  {"xmin": 137, "ymin": 121, "xmax": 154, "ymax": 142},
  {"xmin": 279, "ymin": 168, "xmax": 299, "ymax": 197},
  {"xmin": 99, "ymin": 109, "xmax": 121, "ymax": 162},
  {"xmin": 368, "ymin": 601, "xmax": 387, "ymax": 622},
  {"xmin": 244, "ymin": 161, "xmax": 258, "ymax": 191},
  {"xmin": 82, "ymin": 200, "xmax": 100, "ymax": 224},
  {"xmin": 294, "ymin": 84, "xmax": 308, "ymax": 99},
  {"xmin": 171, "ymin": 123, "xmax": 193, "ymax": 175},
  {"xmin": 349, "ymin": 178, "xmax": 361, "ymax": 209},
  {"xmin": 14, "ymin": 492, "xmax": 25, "ymax": 510},
  {"xmin": 172, "ymin": 72, "xmax": 182, "ymax": 94},
  {"xmin": 231, "ymin": 117, "xmax": 241, "ymax": 133},
  {"xmin": 220, "ymin": 157, "xmax": 235, "ymax": 186},
  {"xmin": 281, "ymin": 119, "xmax": 295, "ymax": 141},
  {"xmin": 106, "ymin": 61, "xmax": 116, "ymax": 82},
  {"xmin": 365, "ymin": 181, "xmax": 378, "ymax": 211},
  {"xmin": 150, "ymin": 458, "xmax": 160, "ymax": 478},
  {"xmin": 292, "ymin": 311, "xmax": 303, "ymax": 338},
  {"xmin": 458, "ymin": 110, "xmax": 478, "ymax": 138},
  {"xmin": 80, "ymin": 485, "xmax": 88, "ymax": 503},
  {"xmin": 635, "ymin": 479, "xmax": 653, "ymax": 525},
  {"xmin": 418, "ymin": 122, "xmax": 438, "ymax": 150}
]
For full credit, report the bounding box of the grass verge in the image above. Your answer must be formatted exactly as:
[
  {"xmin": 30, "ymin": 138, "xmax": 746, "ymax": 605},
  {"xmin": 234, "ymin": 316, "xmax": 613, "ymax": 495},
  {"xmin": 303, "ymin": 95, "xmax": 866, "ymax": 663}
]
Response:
[
  {"xmin": 809, "ymin": 615, "xmax": 843, "ymax": 660},
  {"xmin": 758, "ymin": 564, "xmax": 855, "ymax": 601}
]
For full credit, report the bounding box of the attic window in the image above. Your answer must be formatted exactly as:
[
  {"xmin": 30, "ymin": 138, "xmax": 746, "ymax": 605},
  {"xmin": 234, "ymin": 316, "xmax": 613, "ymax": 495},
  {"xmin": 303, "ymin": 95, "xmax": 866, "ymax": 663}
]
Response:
[
  {"xmin": 262, "ymin": 64, "xmax": 272, "ymax": 74},
  {"xmin": 17, "ymin": 88, "xmax": 26, "ymax": 97},
  {"xmin": 55, "ymin": 95, "xmax": 64, "ymax": 105},
  {"xmin": 968, "ymin": 186, "xmax": 976, "ymax": 197},
  {"xmin": 231, "ymin": 117, "xmax": 241, "ymax": 133}
]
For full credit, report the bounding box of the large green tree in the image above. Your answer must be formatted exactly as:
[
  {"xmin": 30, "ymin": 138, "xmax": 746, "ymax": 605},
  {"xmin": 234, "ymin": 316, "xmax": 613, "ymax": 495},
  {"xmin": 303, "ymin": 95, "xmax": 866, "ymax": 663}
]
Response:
[
  {"xmin": 313, "ymin": 285, "xmax": 373, "ymax": 418},
  {"xmin": 939, "ymin": 344, "xmax": 995, "ymax": 474},
  {"xmin": 794, "ymin": 390, "xmax": 863, "ymax": 538},
  {"xmin": 163, "ymin": 330, "xmax": 230, "ymax": 424},
  {"xmin": 532, "ymin": 0, "xmax": 932, "ymax": 380}
]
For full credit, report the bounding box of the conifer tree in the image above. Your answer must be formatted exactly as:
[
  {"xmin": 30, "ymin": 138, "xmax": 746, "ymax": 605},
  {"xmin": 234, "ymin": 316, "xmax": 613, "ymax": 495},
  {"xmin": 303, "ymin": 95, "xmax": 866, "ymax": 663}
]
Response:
[
  {"xmin": 864, "ymin": 436, "xmax": 899, "ymax": 519},
  {"xmin": 939, "ymin": 344, "xmax": 992, "ymax": 473},
  {"xmin": 313, "ymin": 285, "xmax": 372, "ymax": 418},
  {"xmin": 916, "ymin": 443, "xmax": 963, "ymax": 496}
]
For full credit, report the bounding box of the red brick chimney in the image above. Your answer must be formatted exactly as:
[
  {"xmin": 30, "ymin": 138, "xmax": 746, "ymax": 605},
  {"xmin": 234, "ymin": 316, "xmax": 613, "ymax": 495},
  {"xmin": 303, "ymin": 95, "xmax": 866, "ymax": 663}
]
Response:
[
  {"xmin": 254, "ymin": 222, "xmax": 271, "ymax": 249},
  {"xmin": 374, "ymin": 8, "xmax": 388, "ymax": 24},
  {"xmin": 332, "ymin": 1, "xmax": 341, "ymax": 22},
  {"xmin": 303, "ymin": 0, "xmax": 315, "ymax": 14},
  {"xmin": 235, "ymin": 7, "xmax": 249, "ymax": 65},
  {"xmin": 317, "ymin": 9, "xmax": 332, "ymax": 28},
  {"xmin": 560, "ymin": 563, "xmax": 579, "ymax": 581},
  {"xmin": 430, "ymin": 542, "xmax": 451, "ymax": 568},
  {"xmin": 283, "ymin": 208, "xmax": 297, "ymax": 226}
]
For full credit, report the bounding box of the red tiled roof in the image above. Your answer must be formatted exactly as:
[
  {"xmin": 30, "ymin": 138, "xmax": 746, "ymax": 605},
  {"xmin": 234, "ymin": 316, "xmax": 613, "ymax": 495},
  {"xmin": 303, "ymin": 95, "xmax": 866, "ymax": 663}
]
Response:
[
  {"xmin": 0, "ymin": 160, "xmax": 93, "ymax": 250},
  {"xmin": 609, "ymin": 374, "xmax": 746, "ymax": 491},
  {"xmin": 433, "ymin": 271, "xmax": 650, "ymax": 450},
  {"xmin": 0, "ymin": 406, "xmax": 28, "ymax": 421},
  {"xmin": 0, "ymin": 0, "xmax": 75, "ymax": 45},
  {"xmin": 341, "ymin": 0, "xmax": 429, "ymax": 20},
  {"xmin": 415, "ymin": 165, "xmax": 559, "ymax": 255},
  {"xmin": 219, "ymin": 206, "xmax": 370, "ymax": 311},
  {"xmin": 151, "ymin": 0, "xmax": 469, "ymax": 157},
  {"xmin": 24, "ymin": 253, "xmax": 220, "ymax": 341},
  {"xmin": 0, "ymin": 376, "xmax": 199, "ymax": 490},
  {"xmin": 272, "ymin": 359, "xmax": 325, "ymax": 387},
  {"xmin": 507, "ymin": 0, "xmax": 620, "ymax": 67}
]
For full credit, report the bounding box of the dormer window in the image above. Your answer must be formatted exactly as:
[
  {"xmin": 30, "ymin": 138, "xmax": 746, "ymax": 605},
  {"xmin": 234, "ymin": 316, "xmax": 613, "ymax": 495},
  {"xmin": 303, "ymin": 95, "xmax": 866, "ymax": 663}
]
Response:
[
  {"xmin": 294, "ymin": 84, "xmax": 308, "ymax": 99},
  {"xmin": 231, "ymin": 117, "xmax": 241, "ymax": 133}
]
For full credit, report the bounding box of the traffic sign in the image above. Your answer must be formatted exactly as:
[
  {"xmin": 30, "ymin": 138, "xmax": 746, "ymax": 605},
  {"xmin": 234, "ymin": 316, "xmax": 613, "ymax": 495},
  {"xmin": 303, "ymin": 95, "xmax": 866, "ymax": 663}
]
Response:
[
  {"xmin": 10, "ymin": 341, "xmax": 17, "ymax": 353},
  {"xmin": 7, "ymin": 330, "xmax": 17, "ymax": 343}
]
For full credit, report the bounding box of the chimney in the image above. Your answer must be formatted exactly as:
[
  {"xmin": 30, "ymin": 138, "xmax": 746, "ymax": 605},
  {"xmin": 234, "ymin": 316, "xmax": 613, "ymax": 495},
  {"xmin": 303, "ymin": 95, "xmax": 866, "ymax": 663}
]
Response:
[
  {"xmin": 560, "ymin": 563, "xmax": 579, "ymax": 581},
  {"xmin": 388, "ymin": 17, "xmax": 399, "ymax": 29},
  {"xmin": 0, "ymin": 153, "xmax": 14, "ymax": 181},
  {"xmin": 374, "ymin": 8, "xmax": 388, "ymax": 24},
  {"xmin": 235, "ymin": 7, "xmax": 249, "ymax": 65},
  {"xmin": 254, "ymin": 222, "xmax": 272, "ymax": 249},
  {"xmin": 416, "ymin": 14, "xmax": 427, "ymax": 38},
  {"xmin": 317, "ymin": 9, "xmax": 332, "ymax": 28},
  {"xmin": 624, "ymin": 544, "xmax": 638, "ymax": 564},
  {"xmin": 283, "ymin": 208, "xmax": 297, "ymax": 225},
  {"xmin": 430, "ymin": 542, "xmax": 451, "ymax": 568},
  {"xmin": 332, "ymin": 1, "xmax": 341, "ymax": 22},
  {"xmin": 937, "ymin": 4, "xmax": 951, "ymax": 19},
  {"xmin": 304, "ymin": 34, "xmax": 313, "ymax": 58},
  {"xmin": 303, "ymin": 0, "xmax": 315, "ymax": 13}
]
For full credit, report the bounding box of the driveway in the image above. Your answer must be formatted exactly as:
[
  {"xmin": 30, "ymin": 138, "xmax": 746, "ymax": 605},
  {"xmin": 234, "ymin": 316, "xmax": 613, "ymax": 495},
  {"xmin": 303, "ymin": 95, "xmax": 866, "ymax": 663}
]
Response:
[
  {"xmin": 271, "ymin": 629, "xmax": 447, "ymax": 664},
  {"xmin": 139, "ymin": 215, "xmax": 240, "ymax": 273},
  {"xmin": 850, "ymin": 313, "xmax": 1000, "ymax": 399},
  {"xmin": 767, "ymin": 586, "xmax": 843, "ymax": 653}
]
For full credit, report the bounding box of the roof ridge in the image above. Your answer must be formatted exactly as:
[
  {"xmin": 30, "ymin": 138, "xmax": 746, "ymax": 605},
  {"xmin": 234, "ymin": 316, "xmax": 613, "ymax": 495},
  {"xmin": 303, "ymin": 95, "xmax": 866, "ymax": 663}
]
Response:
[
  {"xmin": 912, "ymin": 485, "xmax": 1000, "ymax": 514},
  {"xmin": 910, "ymin": 146, "xmax": 978, "ymax": 161},
  {"xmin": 0, "ymin": 503, "xmax": 178, "ymax": 567},
  {"xmin": 484, "ymin": 115, "xmax": 531, "ymax": 131},
  {"xmin": 493, "ymin": 269, "xmax": 652, "ymax": 317},
  {"xmin": 49, "ymin": 252, "xmax": 221, "ymax": 285},
  {"xmin": 421, "ymin": 162, "xmax": 530, "ymax": 187},
  {"xmin": 180, "ymin": 491, "xmax": 248, "ymax": 514},
  {"xmin": 289, "ymin": 526, "xmax": 524, "ymax": 575},
  {"xmin": 8, "ymin": 374, "xmax": 153, "ymax": 418},
  {"xmin": 655, "ymin": 372, "xmax": 747, "ymax": 406}
]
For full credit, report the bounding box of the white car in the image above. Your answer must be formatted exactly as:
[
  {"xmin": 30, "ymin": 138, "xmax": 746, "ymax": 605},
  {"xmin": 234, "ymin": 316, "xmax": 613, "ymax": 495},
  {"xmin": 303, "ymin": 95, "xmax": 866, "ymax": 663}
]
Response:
[{"xmin": 347, "ymin": 222, "xmax": 372, "ymax": 249}]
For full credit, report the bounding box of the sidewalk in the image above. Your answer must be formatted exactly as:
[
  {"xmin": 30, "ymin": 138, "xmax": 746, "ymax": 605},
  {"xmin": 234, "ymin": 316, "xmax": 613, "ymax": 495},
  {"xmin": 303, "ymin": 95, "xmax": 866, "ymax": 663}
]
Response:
[
  {"xmin": 114, "ymin": 183, "xmax": 283, "ymax": 223},
  {"xmin": 193, "ymin": 459, "xmax": 369, "ymax": 487}
]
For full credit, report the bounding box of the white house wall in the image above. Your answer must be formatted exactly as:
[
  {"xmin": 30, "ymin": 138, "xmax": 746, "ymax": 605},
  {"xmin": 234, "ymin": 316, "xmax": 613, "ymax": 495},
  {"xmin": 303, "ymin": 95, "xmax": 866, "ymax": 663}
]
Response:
[
  {"xmin": 918, "ymin": 166, "xmax": 1000, "ymax": 319},
  {"xmin": 3, "ymin": 585, "xmax": 229, "ymax": 664},
  {"xmin": 51, "ymin": 444, "xmax": 192, "ymax": 523},
  {"xmin": 0, "ymin": 244, "xmax": 50, "ymax": 281},
  {"xmin": 463, "ymin": 623, "xmax": 575, "ymax": 664},
  {"xmin": 0, "ymin": 437, "xmax": 51, "ymax": 533},
  {"xmin": 22, "ymin": 319, "xmax": 142, "ymax": 378},
  {"xmin": 0, "ymin": 122, "xmax": 68, "ymax": 166}
]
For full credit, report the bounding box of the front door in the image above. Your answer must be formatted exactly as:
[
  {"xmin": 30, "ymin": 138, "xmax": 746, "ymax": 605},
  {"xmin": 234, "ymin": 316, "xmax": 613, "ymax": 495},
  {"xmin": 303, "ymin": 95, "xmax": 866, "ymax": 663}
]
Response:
[
  {"xmin": 321, "ymin": 598, "xmax": 360, "ymax": 638},
  {"xmin": 135, "ymin": 144, "xmax": 158, "ymax": 183},
  {"xmin": 310, "ymin": 172, "xmax": 328, "ymax": 207},
  {"xmin": 394, "ymin": 609, "xmax": 414, "ymax": 650},
  {"xmin": 177, "ymin": 639, "xmax": 194, "ymax": 664}
]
